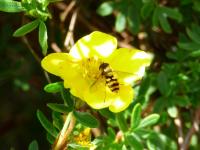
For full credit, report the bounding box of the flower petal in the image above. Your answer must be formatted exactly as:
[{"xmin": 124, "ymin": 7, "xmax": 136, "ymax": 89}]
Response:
[
  {"xmin": 83, "ymin": 78, "xmax": 115, "ymax": 109},
  {"xmin": 41, "ymin": 53, "xmax": 88, "ymax": 99},
  {"xmin": 109, "ymin": 85, "xmax": 134, "ymax": 113},
  {"xmin": 63, "ymin": 76, "xmax": 88, "ymax": 99},
  {"xmin": 108, "ymin": 48, "xmax": 153, "ymax": 84},
  {"xmin": 41, "ymin": 53, "xmax": 77, "ymax": 76},
  {"xmin": 70, "ymin": 31, "xmax": 117, "ymax": 59}
]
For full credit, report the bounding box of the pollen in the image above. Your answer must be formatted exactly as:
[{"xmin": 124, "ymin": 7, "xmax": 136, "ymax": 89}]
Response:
[
  {"xmin": 81, "ymin": 57, "xmax": 102, "ymax": 81},
  {"xmin": 73, "ymin": 128, "xmax": 91, "ymax": 147}
]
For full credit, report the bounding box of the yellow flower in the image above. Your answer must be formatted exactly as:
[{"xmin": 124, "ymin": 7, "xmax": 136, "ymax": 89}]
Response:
[
  {"xmin": 41, "ymin": 31, "xmax": 153, "ymax": 113},
  {"xmin": 73, "ymin": 128, "xmax": 91, "ymax": 146}
]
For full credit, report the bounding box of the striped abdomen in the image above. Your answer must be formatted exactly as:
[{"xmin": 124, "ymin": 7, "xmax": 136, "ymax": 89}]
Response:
[{"xmin": 99, "ymin": 63, "xmax": 120, "ymax": 93}]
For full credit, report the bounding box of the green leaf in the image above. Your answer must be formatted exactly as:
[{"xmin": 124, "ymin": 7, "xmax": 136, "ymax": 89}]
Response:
[
  {"xmin": 161, "ymin": 6, "xmax": 182, "ymax": 22},
  {"xmin": 159, "ymin": 13, "xmax": 172, "ymax": 33},
  {"xmin": 99, "ymin": 108, "xmax": 115, "ymax": 120},
  {"xmin": 47, "ymin": 103, "xmax": 73, "ymax": 113},
  {"xmin": 107, "ymin": 127, "xmax": 116, "ymax": 140},
  {"xmin": 52, "ymin": 111, "xmax": 64, "ymax": 130},
  {"xmin": 152, "ymin": 7, "xmax": 160, "ymax": 27},
  {"xmin": 147, "ymin": 132, "xmax": 177, "ymax": 150},
  {"xmin": 13, "ymin": 19, "xmax": 39, "ymax": 37},
  {"xmin": 28, "ymin": 140, "xmax": 39, "ymax": 150},
  {"xmin": 61, "ymin": 87, "xmax": 74, "ymax": 108},
  {"xmin": 193, "ymin": 1, "xmax": 200, "ymax": 12},
  {"xmin": 167, "ymin": 106, "xmax": 178, "ymax": 118},
  {"xmin": 141, "ymin": 1, "xmax": 155, "ymax": 19},
  {"xmin": 178, "ymin": 42, "xmax": 200, "ymax": 51},
  {"xmin": 147, "ymin": 133, "xmax": 164, "ymax": 150},
  {"xmin": 171, "ymin": 96, "xmax": 190, "ymax": 107},
  {"xmin": 39, "ymin": 21, "xmax": 48, "ymax": 55},
  {"xmin": 44, "ymin": 82, "xmax": 63, "ymax": 93},
  {"xmin": 115, "ymin": 12, "xmax": 126, "ymax": 32},
  {"xmin": 138, "ymin": 114, "xmax": 160, "ymax": 128},
  {"xmin": 157, "ymin": 71, "xmax": 170, "ymax": 96},
  {"xmin": 134, "ymin": 128, "xmax": 152, "ymax": 139},
  {"xmin": 0, "ymin": 1, "xmax": 25, "ymax": 13},
  {"xmin": 127, "ymin": 7, "xmax": 140, "ymax": 34},
  {"xmin": 37, "ymin": 110, "xmax": 58, "ymax": 138},
  {"xmin": 68, "ymin": 143, "xmax": 89, "ymax": 150},
  {"xmin": 116, "ymin": 112, "xmax": 128, "ymax": 132},
  {"xmin": 190, "ymin": 50, "xmax": 200, "ymax": 57},
  {"xmin": 46, "ymin": 132, "xmax": 55, "ymax": 144},
  {"xmin": 48, "ymin": 0, "xmax": 63, "ymax": 2},
  {"xmin": 73, "ymin": 111, "xmax": 99, "ymax": 128},
  {"xmin": 153, "ymin": 97, "xmax": 167, "ymax": 113},
  {"xmin": 131, "ymin": 103, "xmax": 142, "ymax": 129},
  {"xmin": 125, "ymin": 133, "xmax": 143, "ymax": 150},
  {"xmin": 186, "ymin": 27, "xmax": 200, "ymax": 44},
  {"xmin": 97, "ymin": 1, "xmax": 114, "ymax": 16}
]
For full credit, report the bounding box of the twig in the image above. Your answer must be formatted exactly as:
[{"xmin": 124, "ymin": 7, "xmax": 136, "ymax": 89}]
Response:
[
  {"xmin": 60, "ymin": 0, "xmax": 76, "ymax": 22},
  {"xmin": 174, "ymin": 115, "xmax": 184, "ymax": 148},
  {"xmin": 180, "ymin": 108, "xmax": 200, "ymax": 150},
  {"xmin": 53, "ymin": 112, "xmax": 76, "ymax": 150},
  {"xmin": 22, "ymin": 36, "xmax": 41, "ymax": 63},
  {"xmin": 64, "ymin": 8, "xmax": 79, "ymax": 50},
  {"xmin": 51, "ymin": 42, "xmax": 62, "ymax": 52}
]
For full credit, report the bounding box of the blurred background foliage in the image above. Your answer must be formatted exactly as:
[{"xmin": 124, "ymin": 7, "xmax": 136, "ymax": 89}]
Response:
[{"xmin": 0, "ymin": 0, "xmax": 200, "ymax": 149}]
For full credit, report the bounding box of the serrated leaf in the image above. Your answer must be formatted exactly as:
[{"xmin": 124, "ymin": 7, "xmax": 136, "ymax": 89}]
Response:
[
  {"xmin": 0, "ymin": 1, "xmax": 25, "ymax": 13},
  {"xmin": 61, "ymin": 88, "xmax": 74, "ymax": 107},
  {"xmin": 44, "ymin": 82, "xmax": 63, "ymax": 93},
  {"xmin": 131, "ymin": 103, "xmax": 142, "ymax": 129},
  {"xmin": 138, "ymin": 114, "xmax": 160, "ymax": 128},
  {"xmin": 141, "ymin": 1, "xmax": 155, "ymax": 19},
  {"xmin": 159, "ymin": 13, "xmax": 172, "ymax": 33},
  {"xmin": 73, "ymin": 111, "xmax": 99, "ymax": 128},
  {"xmin": 37, "ymin": 110, "xmax": 58, "ymax": 138},
  {"xmin": 28, "ymin": 140, "xmax": 39, "ymax": 150},
  {"xmin": 97, "ymin": 1, "xmax": 114, "ymax": 16},
  {"xmin": 13, "ymin": 19, "xmax": 39, "ymax": 37},
  {"xmin": 115, "ymin": 12, "xmax": 126, "ymax": 32},
  {"xmin": 125, "ymin": 133, "xmax": 143, "ymax": 150},
  {"xmin": 116, "ymin": 112, "xmax": 128, "ymax": 132},
  {"xmin": 47, "ymin": 103, "xmax": 72, "ymax": 113},
  {"xmin": 186, "ymin": 27, "xmax": 200, "ymax": 44},
  {"xmin": 39, "ymin": 21, "xmax": 48, "ymax": 55}
]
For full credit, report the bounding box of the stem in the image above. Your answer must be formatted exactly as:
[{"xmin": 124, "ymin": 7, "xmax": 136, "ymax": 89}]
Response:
[
  {"xmin": 22, "ymin": 36, "xmax": 41, "ymax": 63},
  {"xmin": 53, "ymin": 112, "xmax": 76, "ymax": 150},
  {"xmin": 64, "ymin": 8, "xmax": 79, "ymax": 50},
  {"xmin": 180, "ymin": 108, "xmax": 200, "ymax": 150},
  {"xmin": 174, "ymin": 114, "xmax": 184, "ymax": 148},
  {"xmin": 60, "ymin": 0, "xmax": 76, "ymax": 22}
]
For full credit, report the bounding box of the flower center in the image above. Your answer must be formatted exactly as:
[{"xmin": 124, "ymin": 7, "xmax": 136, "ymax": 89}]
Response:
[{"xmin": 81, "ymin": 57, "xmax": 102, "ymax": 81}]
